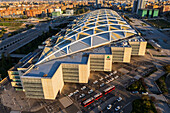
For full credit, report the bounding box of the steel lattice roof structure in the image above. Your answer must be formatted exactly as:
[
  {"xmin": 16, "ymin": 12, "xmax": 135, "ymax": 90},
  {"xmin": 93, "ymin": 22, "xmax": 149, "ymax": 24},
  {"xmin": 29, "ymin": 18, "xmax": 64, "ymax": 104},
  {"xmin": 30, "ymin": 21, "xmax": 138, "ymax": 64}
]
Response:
[{"xmin": 36, "ymin": 9, "xmax": 137, "ymax": 65}]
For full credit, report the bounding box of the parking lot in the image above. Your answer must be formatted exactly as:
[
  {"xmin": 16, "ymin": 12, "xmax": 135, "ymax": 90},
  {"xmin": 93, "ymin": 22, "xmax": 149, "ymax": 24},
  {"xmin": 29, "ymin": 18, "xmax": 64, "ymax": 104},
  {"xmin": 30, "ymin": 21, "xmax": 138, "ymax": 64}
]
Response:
[{"xmin": 60, "ymin": 57, "xmax": 157, "ymax": 113}]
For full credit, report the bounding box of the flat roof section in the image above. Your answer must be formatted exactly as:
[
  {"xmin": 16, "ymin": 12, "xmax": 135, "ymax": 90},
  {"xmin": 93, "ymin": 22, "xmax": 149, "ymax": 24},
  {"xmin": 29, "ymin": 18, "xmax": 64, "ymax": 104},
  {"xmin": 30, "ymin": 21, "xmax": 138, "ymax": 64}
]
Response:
[{"xmin": 23, "ymin": 45, "xmax": 112, "ymax": 78}]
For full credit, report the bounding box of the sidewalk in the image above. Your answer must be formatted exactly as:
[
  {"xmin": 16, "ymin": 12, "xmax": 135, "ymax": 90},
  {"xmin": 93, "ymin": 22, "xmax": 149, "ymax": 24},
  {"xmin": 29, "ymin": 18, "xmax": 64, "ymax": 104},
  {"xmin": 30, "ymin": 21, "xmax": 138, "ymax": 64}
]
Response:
[{"xmin": 144, "ymin": 69, "xmax": 165, "ymax": 94}]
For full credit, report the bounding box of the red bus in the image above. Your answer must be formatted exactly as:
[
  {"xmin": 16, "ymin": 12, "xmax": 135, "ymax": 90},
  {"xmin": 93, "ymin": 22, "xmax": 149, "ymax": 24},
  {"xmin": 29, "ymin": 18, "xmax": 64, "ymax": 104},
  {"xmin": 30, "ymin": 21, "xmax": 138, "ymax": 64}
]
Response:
[
  {"xmin": 103, "ymin": 85, "xmax": 115, "ymax": 95},
  {"xmin": 94, "ymin": 93, "xmax": 103, "ymax": 100},
  {"xmin": 82, "ymin": 97, "xmax": 94, "ymax": 107}
]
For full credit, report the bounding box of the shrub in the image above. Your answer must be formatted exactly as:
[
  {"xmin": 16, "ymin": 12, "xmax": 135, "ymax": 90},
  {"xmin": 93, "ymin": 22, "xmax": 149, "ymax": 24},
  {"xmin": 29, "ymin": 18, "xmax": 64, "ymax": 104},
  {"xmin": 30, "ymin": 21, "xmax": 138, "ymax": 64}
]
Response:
[{"xmin": 150, "ymin": 96, "xmax": 156, "ymax": 102}]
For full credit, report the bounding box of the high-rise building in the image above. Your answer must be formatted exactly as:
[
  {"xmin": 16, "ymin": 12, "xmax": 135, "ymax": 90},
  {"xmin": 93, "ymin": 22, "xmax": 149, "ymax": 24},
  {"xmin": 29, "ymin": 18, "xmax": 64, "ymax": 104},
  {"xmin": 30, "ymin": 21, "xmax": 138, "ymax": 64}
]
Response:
[
  {"xmin": 96, "ymin": 0, "xmax": 102, "ymax": 8},
  {"xmin": 132, "ymin": 0, "xmax": 146, "ymax": 13}
]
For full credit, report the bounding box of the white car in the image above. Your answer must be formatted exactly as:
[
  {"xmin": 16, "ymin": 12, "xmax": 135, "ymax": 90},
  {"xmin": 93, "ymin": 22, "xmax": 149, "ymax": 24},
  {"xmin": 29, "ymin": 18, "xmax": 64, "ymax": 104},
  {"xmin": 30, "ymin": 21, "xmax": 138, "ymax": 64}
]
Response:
[
  {"xmin": 105, "ymin": 75, "xmax": 109, "ymax": 79},
  {"xmin": 110, "ymin": 78, "xmax": 114, "ymax": 81},
  {"xmin": 88, "ymin": 89, "xmax": 93, "ymax": 94},
  {"xmin": 99, "ymin": 77, "xmax": 103, "ymax": 81},
  {"xmin": 79, "ymin": 94, "xmax": 85, "ymax": 98},
  {"xmin": 106, "ymin": 80, "xmax": 110, "ymax": 84},
  {"xmin": 142, "ymin": 92, "xmax": 148, "ymax": 95},
  {"xmin": 81, "ymin": 86, "xmax": 86, "ymax": 90},
  {"xmin": 100, "ymin": 83, "xmax": 105, "ymax": 87},
  {"xmin": 115, "ymin": 106, "xmax": 121, "ymax": 111},
  {"xmin": 114, "ymin": 75, "xmax": 119, "ymax": 79},
  {"xmin": 74, "ymin": 90, "xmax": 79, "ymax": 94},
  {"xmin": 93, "ymin": 80, "xmax": 98, "ymax": 84},
  {"xmin": 68, "ymin": 93, "xmax": 73, "ymax": 97},
  {"xmin": 107, "ymin": 104, "xmax": 112, "ymax": 110},
  {"xmin": 113, "ymin": 71, "xmax": 117, "ymax": 74},
  {"xmin": 109, "ymin": 73, "xmax": 113, "ymax": 76},
  {"xmin": 117, "ymin": 97, "xmax": 122, "ymax": 102}
]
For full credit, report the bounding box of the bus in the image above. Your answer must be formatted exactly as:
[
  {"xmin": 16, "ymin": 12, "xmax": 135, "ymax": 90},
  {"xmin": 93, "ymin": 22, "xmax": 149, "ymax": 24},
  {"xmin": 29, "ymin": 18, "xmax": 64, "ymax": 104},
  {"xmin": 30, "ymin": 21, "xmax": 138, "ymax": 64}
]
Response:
[
  {"xmin": 103, "ymin": 85, "xmax": 115, "ymax": 95},
  {"xmin": 82, "ymin": 97, "xmax": 94, "ymax": 107},
  {"xmin": 94, "ymin": 93, "xmax": 103, "ymax": 100}
]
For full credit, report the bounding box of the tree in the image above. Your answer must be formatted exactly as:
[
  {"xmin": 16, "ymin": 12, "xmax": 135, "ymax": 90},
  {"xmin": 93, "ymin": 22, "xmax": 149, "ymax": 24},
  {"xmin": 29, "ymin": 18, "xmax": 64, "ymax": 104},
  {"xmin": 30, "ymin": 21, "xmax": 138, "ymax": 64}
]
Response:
[
  {"xmin": 1, "ymin": 53, "xmax": 7, "ymax": 68},
  {"xmin": 141, "ymin": 95, "xmax": 150, "ymax": 100},
  {"xmin": 7, "ymin": 54, "xmax": 11, "ymax": 66},
  {"xmin": 150, "ymin": 96, "xmax": 156, "ymax": 102},
  {"xmin": 82, "ymin": 8, "xmax": 85, "ymax": 13}
]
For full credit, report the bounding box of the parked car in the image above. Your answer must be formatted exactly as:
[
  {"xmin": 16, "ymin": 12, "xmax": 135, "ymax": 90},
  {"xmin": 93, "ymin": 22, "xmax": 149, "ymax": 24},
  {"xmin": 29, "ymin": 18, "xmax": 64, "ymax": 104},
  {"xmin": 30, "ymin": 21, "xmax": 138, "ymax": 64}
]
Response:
[
  {"xmin": 79, "ymin": 94, "xmax": 85, "ymax": 98},
  {"xmin": 105, "ymin": 75, "xmax": 109, "ymax": 79},
  {"xmin": 88, "ymin": 89, "xmax": 93, "ymax": 94},
  {"xmin": 117, "ymin": 97, "xmax": 122, "ymax": 102},
  {"xmin": 114, "ymin": 75, "xmax": 119, "ymax": 79},
  {"xmin": 115, "ymin": 106, "xmax": 121, "ymax": 111},
  {"xmin": 100, "ymin": 83, "xmax": 105, "ymax": 87},
  {"xmin": 93, "ymin": 80, "xmax": 98, "ymax": 84},
  {"xmin": 142, "ymin": 92, "xmax": 148, "ymax": 95},
  {"xmin": 109, "ymin": 73, "xmax": 113, "ymax": 76},
  {"xmin": 74, "ymin": 90, "xmax": 79, "ymax": 94},
  {"xmin": 106, "ymin": 80, "xmax": 111, "ymax": 84},
  {"xmin": 81, "ymin": 86, "xmax": 86, "ymax": 90},
  {"xmin": 131, "ymin": 91, "xmax": 139, "ymax": 94},
  {"xmin": 113, "ymin": 71, "xmax": 117, "ymax": 74},
  {"xmin": 107, "ymin": 104, "xmax": 112, "ymax": 110},
  {"xmin": 110, "ymin": 78, "xmax": 114, "ymax": 81},
  {"xmin": 68, "ymin": 93, "xmax": 73, "ymax": 97},
  {"xmin": 99, "ymin": 77, "xmax": 103, "ymax": 81}
]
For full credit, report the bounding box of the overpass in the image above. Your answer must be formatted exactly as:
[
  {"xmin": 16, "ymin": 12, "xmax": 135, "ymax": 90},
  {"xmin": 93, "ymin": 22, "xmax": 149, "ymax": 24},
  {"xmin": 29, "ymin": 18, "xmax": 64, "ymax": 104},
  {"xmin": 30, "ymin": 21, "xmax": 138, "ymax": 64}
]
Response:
[{"xmin": 0, "ymin": 18, "xmax": 71, "ymax": 59}]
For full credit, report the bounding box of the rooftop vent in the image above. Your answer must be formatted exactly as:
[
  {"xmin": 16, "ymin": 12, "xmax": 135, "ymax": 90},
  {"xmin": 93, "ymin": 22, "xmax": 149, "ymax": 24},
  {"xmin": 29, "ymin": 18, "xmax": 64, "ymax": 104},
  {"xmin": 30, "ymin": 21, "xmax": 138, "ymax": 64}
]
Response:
[{"xmin": 43, "ymin": 74, "xmax": 48, "ymax": 77}]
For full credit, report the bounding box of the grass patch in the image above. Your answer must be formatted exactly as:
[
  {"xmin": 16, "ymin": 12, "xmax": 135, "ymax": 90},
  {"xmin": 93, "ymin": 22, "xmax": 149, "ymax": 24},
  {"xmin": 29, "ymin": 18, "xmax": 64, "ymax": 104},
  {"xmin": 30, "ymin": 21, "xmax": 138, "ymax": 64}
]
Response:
[
  {"xmin": 156, "ymin": 73, "xmax": 168, "ymax": 94},
  {"xmin": 8, "ymin": 24, "xmax": 34, "ymax": 37},
  {"xmin": 0, "ymin": 22, "xmax": 23, "ymax": 27},
  {"xmin": 127, "ymin": 78, "xmax": 147, "ymax": 93},
  {"xmin": 131, "ymin": 98, "xmax": 157, "ymax": 113},
  {"xmin": 146, "ymin": 43, "xmax": 154, "ymax": 49},
  {"xmin": 146, "ymin": 19, "xmax": 170, "ymax": 29}
]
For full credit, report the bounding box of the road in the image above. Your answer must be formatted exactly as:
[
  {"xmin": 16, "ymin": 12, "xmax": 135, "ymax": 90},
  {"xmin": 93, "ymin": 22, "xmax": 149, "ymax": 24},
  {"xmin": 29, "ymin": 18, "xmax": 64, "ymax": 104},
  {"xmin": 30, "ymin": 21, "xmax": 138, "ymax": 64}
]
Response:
[
  {"xmin": 129, "ymin": 17, "xmax": 170, "ymax": 49},
  {"xmin": 0, "ymin": 17, "xmax": 70, "ymax": 59},
  {"xmin": 0, "ymin": 22, "xmax": 50, "ymax": 55}
]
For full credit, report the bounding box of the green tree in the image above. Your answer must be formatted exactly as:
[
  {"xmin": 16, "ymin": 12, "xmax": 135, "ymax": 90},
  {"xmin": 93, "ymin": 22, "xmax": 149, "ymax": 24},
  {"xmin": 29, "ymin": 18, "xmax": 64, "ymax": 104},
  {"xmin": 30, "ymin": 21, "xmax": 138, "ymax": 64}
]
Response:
[{"xmin": 1, "ymin": 53, "xmax": 7, "ymax": 67}]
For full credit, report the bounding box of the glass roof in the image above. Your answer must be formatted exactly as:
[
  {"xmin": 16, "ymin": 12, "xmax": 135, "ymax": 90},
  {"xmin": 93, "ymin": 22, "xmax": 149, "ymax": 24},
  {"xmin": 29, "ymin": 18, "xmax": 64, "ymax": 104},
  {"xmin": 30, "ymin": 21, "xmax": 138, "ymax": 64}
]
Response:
[{"xmin": 36, "ymin": 9, "xmax": 137, "ymax": 65}]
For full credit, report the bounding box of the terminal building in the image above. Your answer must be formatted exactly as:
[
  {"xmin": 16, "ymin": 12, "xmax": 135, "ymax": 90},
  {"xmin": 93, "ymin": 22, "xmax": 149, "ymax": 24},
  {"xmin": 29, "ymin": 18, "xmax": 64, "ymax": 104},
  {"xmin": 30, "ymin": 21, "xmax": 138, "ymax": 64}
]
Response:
[{"xmin": 8, "ymin": 9, "xmax": 147, "ymax": 100}]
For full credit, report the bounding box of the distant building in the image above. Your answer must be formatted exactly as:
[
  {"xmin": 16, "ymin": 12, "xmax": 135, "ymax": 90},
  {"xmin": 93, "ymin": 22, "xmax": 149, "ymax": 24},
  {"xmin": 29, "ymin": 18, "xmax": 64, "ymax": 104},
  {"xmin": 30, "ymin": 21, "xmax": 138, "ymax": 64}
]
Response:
[
  {"xmin": 132, "ymin": 0, "xmax": 146, "ymax": 13},
  {"xmin": 96, "ymin": 0, "xmax": 102, "ymax": 8},
  {"xmin": 137, "ymin": 9, "xmax": 159, "ymax": 18},
  {"xmin": 66, "ymin": 9, "xmax": 74, "ymax": 15},
  {"xmin": 163, "ymin": 4, "xmax": 170, "ymax": 12},
  {"xmin": 52, "ymin": 9, "xmax": 62, "ymax": 18}
]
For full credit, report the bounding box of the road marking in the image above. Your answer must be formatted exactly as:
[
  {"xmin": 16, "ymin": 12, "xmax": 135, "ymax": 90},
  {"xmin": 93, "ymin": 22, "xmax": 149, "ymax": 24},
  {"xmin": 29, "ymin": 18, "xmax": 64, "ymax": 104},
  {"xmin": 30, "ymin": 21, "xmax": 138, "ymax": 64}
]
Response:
[{"xmin": 122, "ymin": 102, "xmax": 131, "ymax": 110}]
